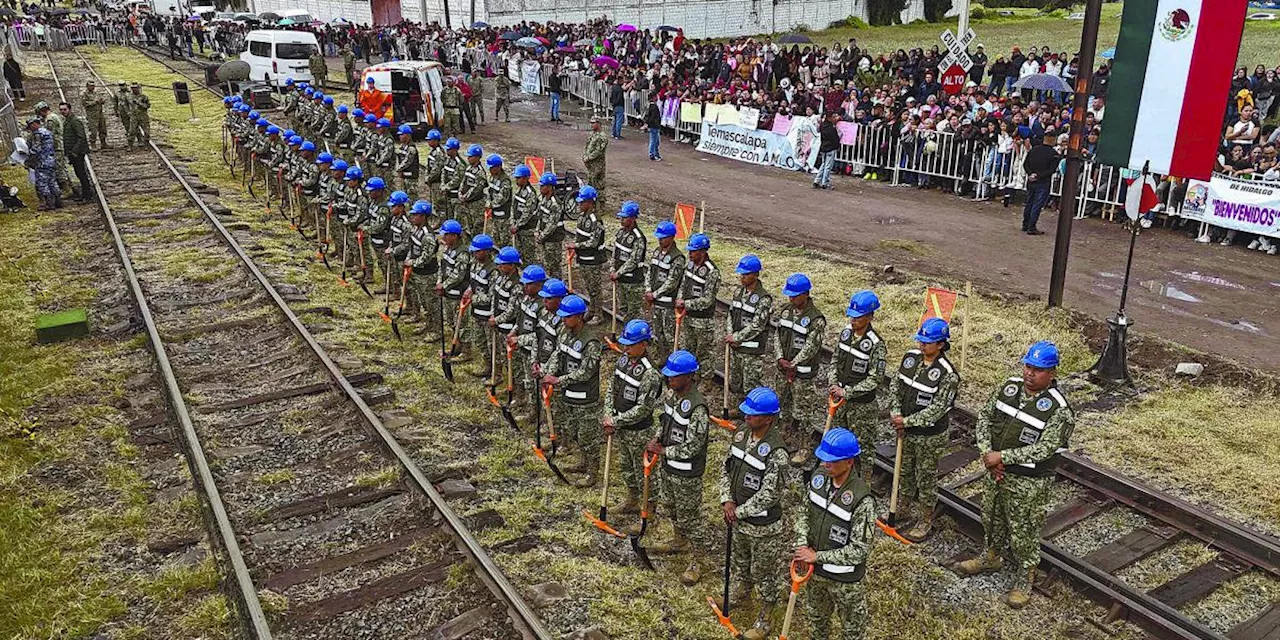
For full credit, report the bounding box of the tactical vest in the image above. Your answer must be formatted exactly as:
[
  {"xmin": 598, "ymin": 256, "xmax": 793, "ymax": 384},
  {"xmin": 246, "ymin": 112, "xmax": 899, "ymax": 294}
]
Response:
[
  {"xmin": 990, "ymin": 378, "xmax": 1071, "ymax": 477},
  {"xmin": 537, "ymin": 193, "xmax": 566, "ymax": 242},
  {"xmin": 517, "ymin": 296, "xmax": 539, "ymax": 336},
  {"xmin": 389, "ymin": 215, "xmax": 409, "ymax": 249},
  {"xmin": 440, "ymin": 247, "xmax": 466, "ymax": 299},
  {"xmin": 729, "ymin": 283, "xmax": 769, "ymax": 355},
  {"xmin": 805, "ymin": 469, "xmax": 871, "ymax": 582},
  {"xmin": 426, "ymin": 147, "xmax": 444, "ymax": 183},
  {"xmin": 460, "ymin": 165, "xmax": 486, "ymax": 202},
  {"xmin": 470, "ymin": 261, "xmax": 495, "ymax": 318},
  {"xmin": 399, "ymin": 143, "xmax": 419, "ymax": 178},
  {"xmin": 536, "ymin": 310, "xmax": 562, "ymax": 364},
  {"xmin": 776, "ymin": 303, "xmax": 824, "ymax": 379},
  {"xmin": 442, "ymin": 156, "xmax": 461, "ymax": 194},
  {"xmin": 611, "ymin": 354, "xmax": 655, "ymax": 430},
  {"xmin": 573, "ymin": 212, "xmax": 604, "ymax": 265},
  {"xmin": 513, "ymin": 186, "xmax": 537, "ymax": 230},
  {"xmin": 494, "ymin": 273, "xmax": 518, "ymax": 332},
  {"xmin": 612, "ymin": 227, "xmax": 646, "ymax": 284},
  {"xmin": 559, "ymin": 326, "xmax": 601, "ymax": 405},
  {"xmin": 679, "ymin": 259, "xmax": 717, "ymax": 319},
  {"xmin": 368, "ymin": 204, "xmax": 391, "ymax": 247},
  {"xmin": 659, "ymin": 387, "xmax": 708, "ymax": 478},
  {"xmin": 895, "ymin": 350, "xmax": 955, "ymax": 436},
  {"xmin": 647, "ymin": 249, "xmax": 683, "ymax": 308},
  {"xmin": 487, "ymin": 176, "xmax": 510, "ymax": 218},
  {"xmin": 409, "ymin": 226, "xmax": 438, "ymax": 275},
  {"xmin": 834, "ymin": 327, "xmax": 883, "ymax": 403},
  {"xmin": 726, "ymin": 426, "xmax": 786, "ymax": 525},
  {"xmin": 336, "ymin": 120, "xmax": 353, "ymax": 148}
]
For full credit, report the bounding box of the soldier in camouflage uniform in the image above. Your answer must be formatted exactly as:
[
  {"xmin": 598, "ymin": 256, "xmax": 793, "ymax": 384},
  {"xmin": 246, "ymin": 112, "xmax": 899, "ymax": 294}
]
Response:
[
  {"xmin": 423, "ymin": 129, "xmax": 446, "ymax": 214},
  {"xmin": 442, "ymin": 77, "xmax": 463, "ymax": 136},
  {"xmin": 485, "ymin": 154, "xmax": 513, "ymax": 247},
  {"xmin": 647, "ymin": 350, "xmax": 709, "ymax": 585},
  {"xmin": 717, "ymin": 386, "xmax": 790, "ymax": 640},
  {"xmin": 829, "ymin": 290, "xmax": 888, "ymax": 484},
  {"xmin": 569, "ymin": 185, "xmax": 606, "ymax": 323},
  {"xmin": 543, "ymin": 294, "xmax": 603, "ymax": 488},
  {"xmin": 515, "ymin": 276, "xmax": 567, "ymax": 426},
  {"xmin": 113, "ymin": 81, "xmax": 133, "ymax": 146},
  {"xmin": 794, "ymin": 428, "xmax": 877, "ymax": 640},
  {"xmin": 610, "ymin": 200, "xmax": 647, "ymax": 326},
  {"xmin": 359, "ymin": 177, "xmax": 393, "ymax": 284},
  {"xmin": 383, "ymin": 190, "xmax": 413, "ymax": 304},
  {"xmin": 435, "ymin": 219, "xmax": 472, "ymax": 361},
  {"xmin": 325, "ymin": 160, "xmax": 350, "ymax": 261},
  {"xmin": 583, "ymin": 116, "xmax": 609, "ymax": 207},
  {"xmin": 463, "ymin": 233, "xmax": 498, "ymax": 378},
  {"xmin": 309, "ymin": 49, "xmax": 328, "ymax": 88},
  {"xmin": 334, "ymin": 106, "xmax": 354, "ymax": 163},
  {"xmin": 774, "ymin": 273, "xmax": 827, "ymax": 464},
  {"xmin": 489, "ymin": 245, "xmax": 524, "ymax": 385},
  {"xmin": 509, "ymin": 165, "xmax": 538, "ymax": 261},
  {"xmin": 440, "ymin": 137, "xmax": 464, "ymax": 223},
  {"xmin": 457, "ymin": 144, "xmax": 488, "ymax": 233},
  {"xmin": 725, "ymin": 255, "xmax": 772, "ymax": 415},
  {"xmin": 534, "ymin": 173, "xmax": 569, "ymax": 280},
  {"xmin": 394, "ymin": 124, "xmax": 420, "ymax": 201},
  {"xmin": 318, "ymin": 96, "xmax": 339, "ymax": 142},
  {"xmin": 675, "ymin": 233, "xmax": 720, "ymax": 381},
  {"xmin": 888, "ymin": 317, "xmax": 960, "ymax": 542},
  {"xmin": 80, "ymin": 80, "xmax": 107, "ymax": 149},
  {"xmin": 957, "ymin": 341, "xmax": 1073, "ymax": 609},
  {"xmin": 645, "ymin": 221, "xmax": 685, "ymax": 364},
  {"xmin": 372, "ymin": 118, "xmax": 396, "ymax": 182},
  {"xmin": 341, "ymin": 45, "xmax": 356, "ymax": 89},
  {"xmin": 129, "ymin": 83, "xmax": 150, "ymax": 146},
  {"xmin": 342, "ymin": 167, "xmax": 370, "ymax": 274},
  {"xmin": 403, "ymin": 201, "xmax": 442, "ymax": 342},
  {"xmin": 505, "ymin": 264, "xmax": 548, "ymax": 420},
  {"xmin": 281, "ymin": 78, "xmax": 300, "ymax": 122},
  {"xmin": 35, "ymin": 102, "xmax": 69, "ymax": 195},
  {"xmin": 603, "ymin": 319, "xmax": 663, "ymax": 525},
  {"xmin": 495, "ymin": 72, "xmax": 511, "ymax": 122}
]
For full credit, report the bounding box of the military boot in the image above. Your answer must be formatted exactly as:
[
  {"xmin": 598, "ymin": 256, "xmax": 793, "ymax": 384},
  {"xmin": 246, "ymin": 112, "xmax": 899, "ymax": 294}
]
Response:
[
  {"xmin": 562, "ymin": 454, "xmax": 587, "ymax": 473},
  {"xmin": 614, "ymin": 491, "xmax": 640, "ymax": 515},
  {"xmin": 956, "ymin": 549, "xmax": 1003, "ymax": 576},
  {"xmin": 710, "ymin": 584, "xmax": 751, "ymax": 614},
  {"xmin": 903, "ymin": 512, "xmax": 933, "ymax": 542},
  {"xmin": 741, "ymin": 602, "xmax": 775, "ymax": 640},
  {"xmin": 680, "ymin": 559, "xmax": 701, "ymax": 585},
  {"xmin": 1005, "ymin": 569, "xmax": 1035, "ymax": 609},
  {"xmin": 649, "ymin": 532, "xmax": 691, "ymax": 555},
  {"xmin": 622, "ymin": 504, "xmax": 655, "ymax": 536}
]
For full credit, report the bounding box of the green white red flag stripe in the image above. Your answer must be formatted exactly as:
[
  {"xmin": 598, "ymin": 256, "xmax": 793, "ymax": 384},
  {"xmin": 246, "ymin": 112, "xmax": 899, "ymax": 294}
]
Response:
[{"xmin": 1097, "ymin": 0, "xmax": 1248, "ymax": 180}]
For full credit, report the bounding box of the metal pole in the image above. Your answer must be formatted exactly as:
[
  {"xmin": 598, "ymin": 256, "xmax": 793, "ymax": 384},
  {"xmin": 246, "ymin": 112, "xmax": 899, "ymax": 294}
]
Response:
[
  {"xmin": 442, "ymin": 0, "xmax": 452, "ymax": 30},
  {"xmin": 1116, "ymin": 161, "xmax": 1149, "ymax": 314},
  {"xmin": 958, "ymin": 0, "xmax": 970, "ymax": 38},
  {"xmin": 1047, "ymin": 0, "xmax": 1104, "ymax": 308}
]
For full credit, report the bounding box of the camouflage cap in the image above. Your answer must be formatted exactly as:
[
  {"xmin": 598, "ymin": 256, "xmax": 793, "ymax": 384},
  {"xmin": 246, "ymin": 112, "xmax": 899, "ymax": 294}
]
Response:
[{"xmin": 33, "ymin": 101, "xmax": 49, "ymax": 112}]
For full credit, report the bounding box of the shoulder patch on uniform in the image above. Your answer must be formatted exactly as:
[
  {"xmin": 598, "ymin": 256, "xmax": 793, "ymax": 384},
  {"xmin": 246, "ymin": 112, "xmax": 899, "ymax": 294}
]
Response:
[
  {"xmin": 680, "ymin": 399, "xmax": 691, "ymax": 412},
  {"xmin": 811, "ymin": 474, "xmax": 824, "ymax": 489},
  {"xmin": 573, "ymin": 340, "xmax": 583, "ymax": 351},
  {"xmin": 801, "ymin": 316, "xmax": 810, "ymax": 327},
  {"xmin": 632, "ymin": 363, "xmax": 644, "ymax": 375},
  {"xmin": 749, "ymin": 293, "xmax": 759, "ymax": 304},
  {"xmin": 1036, "ymin": 397, "xmax": 1053, "ymax": 412},
  {"xmin": 841, "ymin": 328, "xmax": 851, "ymax": 340},
  {"xmin": 735, "ymin": 431, "xmax": 745, "ymax": 441},
  {"xmin": 757, "ymin": 442, "xmax": 771, "ymax": 457},
  {"xmin": 903, "ymin": 356, "xmax": 917, "ymax": 369},
  {"xmin": 860, "ymin": 339, "xmax": 871, "ymax": 351},
  {"xmin": 928, "ymin": 368, "xmax": 942, "ymax": 381},
  {"xmin": 938, "ymin": 357, "xmax": 955, "ymax": 374},
  {"xmin": 1003, "ymin": 384, "xmax": 1019, "ymax": 397},
  {"xmin": 841, "ymin": 490, "xmax": 854, "ymax": 505}
]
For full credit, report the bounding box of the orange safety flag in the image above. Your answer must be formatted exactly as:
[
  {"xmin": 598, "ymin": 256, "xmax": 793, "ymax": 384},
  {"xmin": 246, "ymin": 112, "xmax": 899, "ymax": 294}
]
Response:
[
  {"xmin": 919, "ymin": 287, "xmax": 959, "ymax": 325},
  {"xmin": 674, "ymin": 203, "xmax": 698, "ymax": 241},
  {"xmin": 525, "ymin": 156, "xmax": 546, "ymax": 182}
]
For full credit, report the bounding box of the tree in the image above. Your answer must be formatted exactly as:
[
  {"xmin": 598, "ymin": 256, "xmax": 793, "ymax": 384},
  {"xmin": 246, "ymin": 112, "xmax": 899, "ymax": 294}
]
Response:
[{"xmin": 867, "ymin": 0, "xmax": 908, "ymax": 26}]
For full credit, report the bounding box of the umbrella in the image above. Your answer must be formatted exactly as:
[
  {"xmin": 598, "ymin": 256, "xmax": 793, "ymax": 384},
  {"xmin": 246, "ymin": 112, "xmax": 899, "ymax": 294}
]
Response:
[
  {"xmin": 259, "ymin": 12, "xmax": 281, "ymax": 21},
  {"xmin": 535, "ymin": 36, "xmax": 550, "ymax": 45},
  {"xmin": 1100, "ymin": 46, "xmax": 1116, "ymax": 60},
  {"xmin": 657, "ymin": 25, "xmax": 678, "ymax": 31},
  {"xmin": 515, "ymin": 36, "xmax": 541, "ymax": 49},
  {"xmin": 278, "ymin": 17, "xmax": 296, "ymax": 25},
  {"xmin": 330, "ymin": 16, "xmax": 350, "ymax": 24},
  {"xmin": 593, "ymin": 55, "xmax": 619, "ymax": 69},
  {"xmin": 472, "ymin": 20, "xmax": 488, "ymax": 28},
  {"xmin": 1012, "ymin": 73, "xmax": 1073, "ymax": 93},
  {"xmin": 556, "ymin": 45, "xmax": 576, "ymax": 53},
  {"xmin": 188, "ymin": 15, "xmax": 202, "ymax": 21},
  {"xmin": 778, "ymin": 34, "xmax": 812, "ymax": 43},
  {"xmin": 615, "ymin": 24, "xmax": 637, "ymax": 32},
  {"xmin": 499, "ymin": 30, "xmax": 521, "ymax": 40}
]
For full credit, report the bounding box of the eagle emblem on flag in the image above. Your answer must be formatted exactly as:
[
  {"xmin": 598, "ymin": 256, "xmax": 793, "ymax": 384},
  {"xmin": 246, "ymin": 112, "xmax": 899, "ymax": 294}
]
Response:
[{"xmin": 1159, "ymin": 9, "xmax": 1194, "ymax": 41}]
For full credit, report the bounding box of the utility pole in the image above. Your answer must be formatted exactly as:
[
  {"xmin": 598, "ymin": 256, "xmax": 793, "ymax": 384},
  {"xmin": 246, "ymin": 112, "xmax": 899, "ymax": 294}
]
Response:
[
  {"xmin": 1047, "ymin": 0, "xmax": 1104, "ymax": 308},
  {"xmin": 442, "ymin": 0, "xmax": 452, "ymax": 29},
  {"xmin": 957, "ymin": 0, "xmax": 970, "ymax": 38}
]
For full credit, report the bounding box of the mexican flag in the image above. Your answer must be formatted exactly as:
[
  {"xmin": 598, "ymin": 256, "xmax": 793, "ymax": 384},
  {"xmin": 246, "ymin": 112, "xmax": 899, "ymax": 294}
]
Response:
[
  {"xmin": 1096, "ymin": 0, "xmax": 1248, "ymax": 180},
  {"xmin": 1124, "ymin": 173, "xmax": 1159, "ymax": 221}
]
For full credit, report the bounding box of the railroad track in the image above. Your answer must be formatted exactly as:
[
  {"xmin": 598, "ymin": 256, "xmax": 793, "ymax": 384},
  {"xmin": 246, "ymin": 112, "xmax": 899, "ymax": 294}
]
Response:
[{"xmin": 50, "ymin": 48, "xmax": 552, "ymax": 640}]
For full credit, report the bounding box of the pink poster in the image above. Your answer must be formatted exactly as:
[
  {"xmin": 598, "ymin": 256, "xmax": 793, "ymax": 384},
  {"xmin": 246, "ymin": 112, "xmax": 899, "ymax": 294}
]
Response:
[
  {"xmin": 837, "ymin": 121, "xmax": 859, "ymax": 145},
  {"xmin": 771, "ymin": 115, "xmax": 791, "ymax": 136}
]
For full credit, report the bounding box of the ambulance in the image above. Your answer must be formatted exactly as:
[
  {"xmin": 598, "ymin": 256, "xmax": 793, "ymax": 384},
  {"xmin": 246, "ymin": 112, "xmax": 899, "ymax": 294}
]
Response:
[{"xmin": 359, "ymin": 61, "xmax": 448, "ymax": 134}]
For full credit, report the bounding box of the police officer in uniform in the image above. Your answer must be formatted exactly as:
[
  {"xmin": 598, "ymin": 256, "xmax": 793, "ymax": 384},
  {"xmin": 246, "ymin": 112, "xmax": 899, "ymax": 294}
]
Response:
[
  {"xmin": 458, "ymin": 144, "xmax": 488, "ymax": 233},
  {"xmin": 829, "ymin": 291, "xmax": 888, "ymax": 484},
  {"xmin": 435, "ymin": 219, "xmax": 473, "ymax": 362},
  {"xmin": 610, "ymin": 200, "xmax": 647, "ymax": 326},
  {"xmin": 647, "ymin": 350, "xmax": 710, "ymax": 585},
  {"xmin": 888, "ymin": 317, "xmax": 960, "ymax": 542},
  {"xmin": 485, "ymin": 154, "xmax": 513, "ymax": 247},
  {"xmin": 394, "ymin": 124, "xmax": 420, "ymax": 200},
  {"xmin": 568, "ymin": 185, "xmax": 606, "ymax": 323},
  {"xmin": 534, "ymin": 173, "xmax": 569, "ymax": 280},
  {"xmin": 464, "ymin": 234, "xmax": 498, "ymax": 378},
  {"xmin": 957, "ymin": 341, "xmax": 1072, "ymax": 608},
  {"xmin": 510, "ymin": 165, "xmax": 538, "ymax": 262},
  {"xmin": 404, "ymin": 201, "xmax": 442, "ymax": 342},
  {"xmin": 717, "ymin": 387, "xmax": 790, "ymax": 640},
  {"xmin": 440, "ymin": 137, "xmax": 464, "ymax": 222},
  {"xmin": 725, "ymin": 255, "xmax": 772, "ymax": 415},
  {"xmin": 675, "ymin": 233, "xmax": 719, "ymax": 380},
  {"xmin": 604, "ymin": 319, "xmax": 663, "ymax": 525},
  {"xmin": 645, "ymin": 220, "xmax": 685, "ymax": 364},
  {"xmin": 543, "ymin": 294, "xmax": 604, "ymax": 488},
  {"xmin": 774, "ymin": 273, "xmax": 827, "ymax": 464},
  {"xmin": 794, "ymin": 428, "xmax": 877, "ymax": 640}
]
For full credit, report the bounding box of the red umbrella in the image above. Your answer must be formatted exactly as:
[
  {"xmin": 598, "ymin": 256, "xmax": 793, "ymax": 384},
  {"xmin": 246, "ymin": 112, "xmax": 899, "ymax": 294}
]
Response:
[
  {"xmin": 592, "ymin": 55, "xmax": 620, "ymax": 69},
  {"xmin": 535, "ymin": 36, "xmax": 550, "ymax": 45}
]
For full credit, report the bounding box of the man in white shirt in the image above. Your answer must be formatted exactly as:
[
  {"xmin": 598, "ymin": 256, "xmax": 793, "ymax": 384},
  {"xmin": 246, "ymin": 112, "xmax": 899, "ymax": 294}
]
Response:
[{"xmin": 1088, "ymin": 96, "xmax": 1105, "ymax": 124}]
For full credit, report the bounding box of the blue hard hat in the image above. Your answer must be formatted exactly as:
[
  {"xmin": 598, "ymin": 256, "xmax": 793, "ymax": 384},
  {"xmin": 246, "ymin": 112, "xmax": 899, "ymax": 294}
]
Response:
[
  {"xmin": 495, "ymin": 246, "xmax": 522, "ymax": 265},
  {"xmin": 660, "ymin": 350, "xmax": 699, "ymax": 377},
  {"xmin": 556, "ymin": 294, "xmax": 588, "ymax": 317},
  {"xmin": 352, "ymin": 108, "xmax": 365, "ymax": 118},
  {"xmin": 466, "ymin": 143, "xmax": 484, "ymax": 157},
  {"xmin": 539, "ymin": 278, "xmax": 568, "ymax": 298},
  {"xmin": 313, "ymin": 91, "xmax": 324, "ymax": 100},
  {"xmin": 469, "ymin": 234, "xmax": 495, "ymax": 252},
  {"xmin": 285, "ymin": 78, "xmax": 295, "ymax": 86},
  {"xmin": 686, "ymin": 233, "xmax": 710, "ymax": 252},
  {"xmin": 445, "ymin": 137, "xmax": 461, "ymax": 150},
  {"xmin": 338, "ymin": 105, "xmax": 348, "ymax": 114},
  {"xmin": 782, "ymin": 273, "xmax": 812, "ymax": 297},
  {"xmin": 344, "ymin": 166, "xmax": 363, "ymax": 181},
  {"xmin": 520, "ymin": 264, "xmax": 548, "ymax": 284},
  {"xmin": 814, "ymin": 428, "xmax": 861, "ymax": 462},
  {"xmin": 304, "ymin": 87, "xmax": 314, "ymax": 96},
  {"xmin": 316, "ymin": 152, "xmax": 333, "ymax": 164},
  {"xmin": 739, "ymin": 387, "xmax": 781, "ymax": 416},
  {"xmin": 389, "ymin": 190, "xmax": 410, "ymax": 206},
  {"xmin": 1022, "ymin": 340, "xmax": 1060, "ymax": 369},
  {"xmin": 654, "ymin": 220, "xmax": 676, "ymax": 239},
  {"xmin": 617, "ymin": 200, "xmax": 640, "ymax": 218},
  {"xmin": 331, "ymin": 159, "xmax": 348, "ymax": 172},
  {"xmin": 846, "ymin": 290, "xmax": 881, "ymax": 318},
  {"xmin": 735, "ymin": 254, "xmax": 762, "ymax": 275},
  {"xmin": 283, "ymin": 129, "xmax": 296, "ymax": 138},
  {"xmin": 248, "ymin": 110, "xmax": 260, "ymax": 119},
  {"xmin": 410, "ymin": 201, "xmax": 432, "ymax": 216},
  {"xmin": 366, "ymin": 76, "xmax": 376, "ymax": 83},
  {"xmin": 576, "ymin": 185, "xmax": 598, "ymax": 202},
  {"xmin": 376, "ymin": 118, "xmax": 391, "ymax": 128},
  {"xmin": 427, "ymin": 128, "xmax": 442, "ymax": 141},
  {"xmin": 397, "ymin": 124, "xmax": 413, "ymax": 136},
  {"xmin": 222, "ymin": 96, "xmax": 232, "ymax": 105},
  {"xmin": 287, "ymin": 135, "xmax": 302, "ymax": 146},
  {"xmin": 297, "ymin": 81, "xmax": 307, "ymax": 89},
  {"xmin": 256, "ymin": 118, "xmax": 268, "ymax": 127},
  {"xmin": 512, "ymin": 165, "xmax": 531, "ymax": 179},
  {"xmin": 617, "ymin": 319, "xmax": 652, "ymax": 345},
  {"xmin": 267, "ymin": 125, "xmax": 281, "ymax": 135},
  {"xmin": 232, "ymin": 95, "xmax": 243, "ymax": 104},
  {"xmin": 486, "ymin": 153, "xmax": 504, "ymax": 168},
  {"xmin": 323, "ymin": 96, "xmax": 334, "ymax": 105},
  {"xmin": 364, "ymin": 114, "xmax": 377, "ymax": 123},
  {"xmin": 539, "ymin": 173, "xmax": 558, "ymax": 187},
  {"xmin": 915, "ymin": 317, "xmax": 951, "ymax": 344},
  {"xmin": 300, "ymin": 141, "xmax": 316, "ymax": 152},
  {"xmin": 438, "ymin": 219, "xmax": 464, "ymax": 235},
  {"xmin": 365, "ymin": 176, "xmax": 387, "ymax": 191}
]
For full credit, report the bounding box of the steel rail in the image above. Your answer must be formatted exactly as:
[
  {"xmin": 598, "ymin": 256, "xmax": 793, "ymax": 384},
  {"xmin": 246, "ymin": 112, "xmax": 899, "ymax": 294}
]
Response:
[
  {"xmin": 44, "ymin": 49, "xmax": 275, "ymax": 639},
  {"xmin": 70, "ymin": 48, "xmax": 554, "ymax": 640}
]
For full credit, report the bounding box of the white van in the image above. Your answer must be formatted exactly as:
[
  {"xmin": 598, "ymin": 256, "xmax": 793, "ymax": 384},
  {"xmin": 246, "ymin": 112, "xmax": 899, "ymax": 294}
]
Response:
[
  {"xmin": 359, "ymin": 61, "xmax": 447, "ymax": 133},
  {"xmin": 239, "ymin": 30, "xmax": 320, "ymax": 88}
]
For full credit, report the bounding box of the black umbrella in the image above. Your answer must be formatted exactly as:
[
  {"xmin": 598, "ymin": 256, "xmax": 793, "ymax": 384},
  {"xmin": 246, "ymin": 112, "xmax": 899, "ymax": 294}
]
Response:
[
  {"xmin": 657, "ymin": 25, "xmax": 678, "ymax": 31},
  {"xmin": 499, "ymin": 31, "xmax": 520, "ymax": 41},
  {"xmin": 778, "ymin": 34, "xmax": 812, "ymax": 44},
  {"xmin": 44, "ymin": 7, "xmax": 71, "ymax": 15}
]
